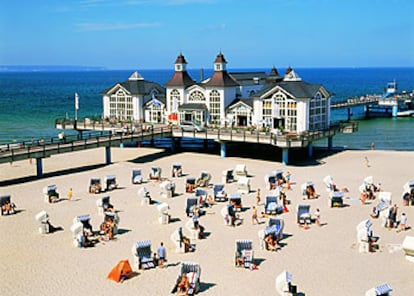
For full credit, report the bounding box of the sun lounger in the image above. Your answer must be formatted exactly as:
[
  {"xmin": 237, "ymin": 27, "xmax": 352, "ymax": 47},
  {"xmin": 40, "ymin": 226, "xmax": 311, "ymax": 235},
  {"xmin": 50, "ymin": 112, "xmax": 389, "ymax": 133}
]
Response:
[
  {"xmin": 172, "ymin": 163, "xmax": 183, "ymax": 177},
  {"xmin": 43, "ymin": 185, "xmax": 59, "ymax": 203},
  {"xmin": 297, "ymin": 204, "xmax": 311, "ymax": 226},
  {"xmin": 149, "ymin": 166, "xmax": 162, "ymax": 180},
  {"xmin": 276, "ymin": 270, "xmax": 297, "ymax": 296},
  {"xmin": 133, "ymin": 240, "xmax": 155, "ymax": 270},
  {"xmin": 213, "ymin": 184, "xmax": 227, "ymax": 202},
  {"xmin": 365, "ymin": 283, "xmax": 392, "ymax": 296},
  {"xmin": 222, "ymin": 169, "xmax": 234, "ymax": 183},
  {"xmin": 237, "ymin": 176, "xmax": 250, "ymax": 194},
  {"xmin": 235, "ymin": 239, "xmax": 254, "ymax": 269},
  {"xmin": 35, "ymin": 210, "xmax": 50, "ymax": 234},
  {"xmin": 89, "ymin": 177, "xmax": 102, "ymax": 194},
  {"xmin": 402, "ymin": 236, "xmax": 414, "ymax": 262},
  {"xmin": 265, "ymin": 195, "xmax": 282, "ymax": 215},
  {"xmin": 105, "ymin": 175, "xmax": 118, "ymax": 191},
  {"xmin": 329, "ymin": 191, "xmax": 344, "ymax": 207},
  {"xmin": 131, "ymin": 169, "xmax": 143, "ymax": 184},
  {"xmin": 160, "ymin": 180, "xmax": 176, "ymax": 198},
  {"xmin": 0, "ymin": 194, "xmax": 16, "ymax": 215},
  {"xmin": 157, "ymin": 202, "xmax": 170, "ymax": 224}
]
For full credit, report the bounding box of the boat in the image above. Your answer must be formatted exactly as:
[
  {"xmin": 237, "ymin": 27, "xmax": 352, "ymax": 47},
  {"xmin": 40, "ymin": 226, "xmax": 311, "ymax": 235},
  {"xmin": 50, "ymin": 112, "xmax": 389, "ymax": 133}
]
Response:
[{"xmin": 397, "ymin": 110, "xmax": 414, "ymax": 117}]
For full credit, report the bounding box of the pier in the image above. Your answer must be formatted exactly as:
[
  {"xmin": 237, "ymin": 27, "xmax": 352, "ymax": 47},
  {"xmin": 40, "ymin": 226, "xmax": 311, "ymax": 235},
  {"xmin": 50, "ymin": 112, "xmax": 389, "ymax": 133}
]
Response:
[{"xmin": 0, "ymin": 121, "xmax": 357, "ymax": 176}]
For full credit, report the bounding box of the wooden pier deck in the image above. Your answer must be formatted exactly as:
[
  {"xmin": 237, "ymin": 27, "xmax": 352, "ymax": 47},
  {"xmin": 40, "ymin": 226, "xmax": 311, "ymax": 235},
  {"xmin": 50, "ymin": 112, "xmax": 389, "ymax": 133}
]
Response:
[{"xmin": 0, "ymin": 122, "xmax": 357, "ymax": 165}]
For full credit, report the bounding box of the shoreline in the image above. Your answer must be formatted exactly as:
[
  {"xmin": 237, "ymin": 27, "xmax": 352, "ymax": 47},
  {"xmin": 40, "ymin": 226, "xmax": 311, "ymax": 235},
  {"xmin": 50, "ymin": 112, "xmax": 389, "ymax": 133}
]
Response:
[{"xmin": 1, "ymin": 148, "xmax": 414, "ymax": 295}]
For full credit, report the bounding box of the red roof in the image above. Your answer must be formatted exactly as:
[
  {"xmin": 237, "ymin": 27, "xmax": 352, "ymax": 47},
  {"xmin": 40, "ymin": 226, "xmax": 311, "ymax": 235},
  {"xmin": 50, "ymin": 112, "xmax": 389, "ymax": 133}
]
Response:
[
  {"xmin": 165, "ymin": 71, "xmax": 195, "ymax": 87},
  {"xmin": 204, "ymin": 71, "xmax": 239, "ymax": 87}
]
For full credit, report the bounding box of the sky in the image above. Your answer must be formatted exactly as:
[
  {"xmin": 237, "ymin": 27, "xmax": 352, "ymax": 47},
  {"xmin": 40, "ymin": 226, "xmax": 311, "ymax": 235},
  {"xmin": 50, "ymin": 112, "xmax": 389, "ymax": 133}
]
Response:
[{"xmin": 1, "ymin": 0, "xmax": 413, "ymax": 69}]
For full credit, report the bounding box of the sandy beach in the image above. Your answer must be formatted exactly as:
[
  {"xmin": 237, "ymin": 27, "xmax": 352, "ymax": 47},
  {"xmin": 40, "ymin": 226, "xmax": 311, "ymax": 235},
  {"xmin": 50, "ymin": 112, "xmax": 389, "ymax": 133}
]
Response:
[{"xmin": 1, "ymin": 147, "xmax": 414, "ymax": 295}]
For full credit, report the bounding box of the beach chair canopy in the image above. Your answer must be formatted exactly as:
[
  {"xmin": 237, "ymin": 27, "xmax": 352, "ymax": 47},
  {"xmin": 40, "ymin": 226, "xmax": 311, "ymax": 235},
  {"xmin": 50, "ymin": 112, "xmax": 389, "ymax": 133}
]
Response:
[
  {"xmin": 297, "ymin": 204, "xmax": 311, "ymax": 218},
  {"xmin": 157, "ymin": 202, "xmax": 169, "ymax": 214},
  {"xmin": 151, "ymin": 167, "xmax": 161, "ymax": 173},
  {"xmin": 265, "ymin": 172, "xmax": 277, "ymax": 184},
  {"xmin": 101, "ymin": 196, "xmax": 110, "ymax": 205},
  {"xmin": 323, "ymin": 175, "xmax": 333, "ymax": 186},
  {"xmin": 105, "ymin": 175, "xmax": 116, "ymax": 181},
  {"xmin": 275, "ymin": 270, "xmax": 293, "ymax": 295},
  {"xmin": 195, "ymin": 188, "xmax": 207, "ymax": 197},
  {"xmin": 71, "ymin": 221, "xmax": 84, "ymax": 236},
  {"xmin": 35, "ymin": 210, "xmax": 49, "ymax": 223},
  {"xmin": 331, "ymin": 191, "xmax": 344, "ymax": 199},
  {"xmin": 172, "ymin": 163, "xmax": 182, "ymax": 170},
  {"xmin": 374, "ymin": 284, "xmax": 392, "ymax": 295},
  {"xmin": 186, "ymin": 177, "xmax": 196, "ymax": 184},
  {"xmin": 186, "ymin": 197, "xmax": 199, "ymax": 215},
  {"xmin": 268, "ymin": 217, "xmax": 284, "ymax": 228},
  {"xmin": 403, "ymin": 181, "xmax": 414, "ymax": 193},
  {"xmin": 378, "ymin": 192, "xmax": 392, "ymax": 204},
  {"xmin": 138, "ymin": 187, "xmax": 149, "ymax": 198},
  {"xmin": 364, "ymin": 176, "xmax": 374, "ymax": 185},
  {"xmin": 223, "ymin": 169, "xmax": 234, "ymax": 177},
  {"xmin": 90, "ymin": 178, "xmax": 101, "ymax": 185},
  {"xmin": 160, "ymin": 180, "xmax": 175, "ymax": 191},
  {"xmin": 132, "ymin": 169, "xmax": 142, "ymax": 177},
  {"xmin": 237, "ymin": 176, "xmax": 250, "ymax": 185},
  {"xmin": 107, "ymin": 260, "xmax": 133, "ymax": 283},
  {"xmin": 135, "ymin": 241, "xmax": 155, "ymax": 269},
  {"xmin": 235, "ymin": 164, "xmax": 247, "ymax": 175},
  {"xmin": 236, "ymin": 239, "xmax": 253, "ymax": 252},
  {"xmin": 214, "ymin": 184, "xmax": 225, "ymax": 194},
  {"xmin": 0, "ymin": 195, "xmax": 11, "ymax": 206},
  {"xmin": 264, "ymin": 224, "xmax": 281, "ymax": 237},
  {"xmin": 43, "ymin": 185, "xmax": 58, "ymax": 194},
  {"xmin": 229, "ymin": 193, "xmax": 241, "ymax": 201}
]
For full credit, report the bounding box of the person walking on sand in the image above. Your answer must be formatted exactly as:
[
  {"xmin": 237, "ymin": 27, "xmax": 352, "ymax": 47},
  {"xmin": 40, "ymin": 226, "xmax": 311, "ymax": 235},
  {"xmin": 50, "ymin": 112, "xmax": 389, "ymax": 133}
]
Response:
[
  {"xmin": 364, "ymin": 156, "xmax": 370, "ymax": 168},
  {"xmin": 67, "ymin": 188, "xmax": 73, "ymax": 201},
  {"xmin": 157, "ymin": 242, "xmax": 166, "ymax": 268},
  {"xmin": 256, "ymin": 188, "xmax": 261, "ymax": 205},
  {"xmin": 371, "ymin": 140, "xmax": 375, "ymax": 150},
  {"xmin": 251, "ymin": 206, "xmax": 260, "ymax": 225},
  {"xmin": 315, "ymin": 208, "xmax": 321, "ymax": 227}
]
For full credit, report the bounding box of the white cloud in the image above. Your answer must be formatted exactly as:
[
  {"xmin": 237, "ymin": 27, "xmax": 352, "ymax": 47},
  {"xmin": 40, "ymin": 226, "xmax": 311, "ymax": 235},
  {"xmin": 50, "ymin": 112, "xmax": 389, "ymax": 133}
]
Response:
[{"xmin": 75, "ymin": 22, "xmax": 161, "ymax": 31}]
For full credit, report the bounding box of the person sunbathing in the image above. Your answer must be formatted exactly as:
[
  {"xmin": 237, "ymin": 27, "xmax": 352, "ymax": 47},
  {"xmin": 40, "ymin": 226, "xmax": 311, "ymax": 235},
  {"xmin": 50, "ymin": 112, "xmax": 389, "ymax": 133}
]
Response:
[
  {"xmin": 176, "ymin": 274, "xmax": 190, "ymax": 296},
  {"xmin": 265, "ymin": 234, "xmax": 278, "ymax": 251},
  {"xmin": 306, "ymin": 185, "xmax": 318, "ymax": 199}
]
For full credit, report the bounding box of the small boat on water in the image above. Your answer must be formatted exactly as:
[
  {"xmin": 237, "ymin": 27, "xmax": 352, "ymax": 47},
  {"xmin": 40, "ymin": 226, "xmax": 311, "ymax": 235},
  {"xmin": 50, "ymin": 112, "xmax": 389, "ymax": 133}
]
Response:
[{"xmin": 370, "ymin": 81, "xmax": 414, "ymax": 117}]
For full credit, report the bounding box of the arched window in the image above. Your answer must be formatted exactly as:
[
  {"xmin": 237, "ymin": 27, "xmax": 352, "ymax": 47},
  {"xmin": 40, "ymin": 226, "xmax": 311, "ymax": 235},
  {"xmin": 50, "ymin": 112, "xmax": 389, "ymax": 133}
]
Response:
[
  {"xmin": 109, "ymin": 89, "xmax": 133, "ymax": 120},
  {"xmin": 309, "ymin": 92, "xmax": 327, "ymax": 131},
  {"xmin": 189, "ymin": 90, "xmax": 205, "ymax": 102},
  {"xmin": 209, "ymin": 90, "xmax": 220, "ymax": 125},
  {"xmin": 170, "ymin": 89, "xmax": 180, "ymax": 112}
]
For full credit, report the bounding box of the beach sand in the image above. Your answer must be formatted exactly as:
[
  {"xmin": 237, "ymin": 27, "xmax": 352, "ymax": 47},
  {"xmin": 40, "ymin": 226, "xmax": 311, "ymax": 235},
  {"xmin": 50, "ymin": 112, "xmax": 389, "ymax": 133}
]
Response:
[{"xmin": 1, "ymin": 147, "xmax": 414, "ymax": 295}]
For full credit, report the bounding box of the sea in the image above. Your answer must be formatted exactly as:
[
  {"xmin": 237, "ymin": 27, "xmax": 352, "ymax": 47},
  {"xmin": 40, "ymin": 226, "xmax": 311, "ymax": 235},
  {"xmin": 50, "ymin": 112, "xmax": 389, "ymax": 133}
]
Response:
[{"xmin": 0, "ymin": 67, "xmax": 413, "ymax": 150}]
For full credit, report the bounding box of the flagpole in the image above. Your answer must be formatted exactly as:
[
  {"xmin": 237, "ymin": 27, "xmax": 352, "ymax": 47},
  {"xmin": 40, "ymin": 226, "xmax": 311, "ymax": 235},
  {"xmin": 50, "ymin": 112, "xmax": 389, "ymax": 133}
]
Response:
[{"xmin": 75, "ymin": 92, "xmax": 79, "ymax": 129}]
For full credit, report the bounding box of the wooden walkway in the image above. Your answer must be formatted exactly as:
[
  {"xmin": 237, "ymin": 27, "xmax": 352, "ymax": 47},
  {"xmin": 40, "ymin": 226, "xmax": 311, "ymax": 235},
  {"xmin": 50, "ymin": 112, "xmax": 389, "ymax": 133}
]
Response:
[{"xmin": 0, "ymin": 122, "xmax": 357, "ymax": 165}]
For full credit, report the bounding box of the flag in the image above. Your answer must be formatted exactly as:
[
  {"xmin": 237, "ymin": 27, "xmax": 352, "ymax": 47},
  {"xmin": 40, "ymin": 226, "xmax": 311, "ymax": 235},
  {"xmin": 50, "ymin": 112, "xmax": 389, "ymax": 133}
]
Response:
[
  {"xmin": 152, "ymin": 93, "xmax": 161, "ymax": 107},
  {"xmin": 75, "ymin": 93, "xmax": 79, "ymax": 110}
]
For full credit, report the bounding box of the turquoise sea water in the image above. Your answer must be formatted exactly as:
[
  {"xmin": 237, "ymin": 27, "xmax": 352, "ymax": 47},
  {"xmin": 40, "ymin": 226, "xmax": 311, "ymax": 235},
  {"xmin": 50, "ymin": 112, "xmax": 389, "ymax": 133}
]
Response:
[{"xmin": 0, "ymin": 67, "xmax": 413, "ymax": 149}]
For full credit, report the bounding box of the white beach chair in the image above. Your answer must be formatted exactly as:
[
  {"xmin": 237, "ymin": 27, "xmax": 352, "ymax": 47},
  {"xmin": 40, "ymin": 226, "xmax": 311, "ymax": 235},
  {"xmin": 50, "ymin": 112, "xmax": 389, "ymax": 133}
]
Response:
[
  {"xmin": 179, "ymin": 262, "xmax": 201, "ymax": 295},
  {"xmin": 402, "ymin": 235, "xmax": 414, "ymax": 262},
  {"xmin": 160, "ymin": 180, "xmax": 175, "ymax": 198},
  {"xmin": 138, "ymin": 187, "xmax": 151, "ymax": 205},
  {"xmin": 235, "ymin": 239, "xmax": 253, "ymax": 269},
  {"xmin": 104, "ymin": 175, "xmax": 118, "ymax": 191},
  {"xmin": 185, "ymin": 218, "xmax": 200, "ymax": 242},
  {"xmin": 237, "ymin": 176, "xmax": 250, "ymax": 194},
  {"xmin": 96, "ymin": 196, "xmax": 112, "ymax": 216},
  {"xmin": 170, "ymin": 227, "xmax": 185, "ymax": 253},
  {"xmin": 149, "ymin": 166, "xmax": 162, "ymax": 180},
  {"xmin": 35, "ymin": 210, "xmax": 50, "ymax": 234},
  {"xmin": 323, "ymin": 175, "xmax": 334, "ymax": 192},
  {"xmin": 157, "ymin": 202, "xmax": 170, "ymax": 224},
  {"xmin": 132, "ymin": 240, "xmax": 155, "ymax": 270},
  {"xmin": 276, "ymin": 270, "xmax": 297, "ymax": 296},
  {"xmin": 234, "ymin": 164, "xmax": 247, "ymax": 180}
]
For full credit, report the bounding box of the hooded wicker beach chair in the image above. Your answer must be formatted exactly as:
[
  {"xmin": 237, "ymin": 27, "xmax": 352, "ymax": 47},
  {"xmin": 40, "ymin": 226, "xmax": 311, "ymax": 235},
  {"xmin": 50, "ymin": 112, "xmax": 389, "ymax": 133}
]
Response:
[
  {"xmin": 213, "ymin": 184, "xmax": 227, "ymax": 202},
  {"xmin": 0, "ymin": 194, "xmax": 16, "ymax": 215},
  {"xmin": 234, "ymin": 164, "xmax": 247, "ymax": 180},
  {"xmin": 138, "ymin": 187, "xmax": 151, "ymax": 205},
  {"xmin": 105, "ymin": 175, "xmax": 118, "ymax": 191},
  {"xmin": 172, "ymin": 163, "xmax": 183, "ymax": 177},
  {"xmin": 196, "ymin": 171, "xmax": 211, "ymax": 187},
  {"xmin": 157, "ymin": 202, "xmax": 170, "ymax": 224},
  {"xmin": 329, "ymin": 191, "xmax": 344, "ymax": 207},
  {"xmin": 89, "ymin": 177, "xmax": 102, "ymax": 194},
  {"xmin": 265, "ymin": 171, "xmax": 278, "ymax": 190},
  {"xmin": 275, "ymin": 270, "xmax": 297, "ymax": 296},
  {"xmin": 186, "ymin": 177, "xmax": 196, "ymax": 193},
  {"xmin": 323, "ymin": 175, "xmax": 335, "ymax": 192},
  {"xmin": 35, "ymin": 210, "xmax": 50, "ymax": 234},
  {"xmin": 186, "ymin": 196, "xmax": 199, "ymax": 217},
  {"xmin": 43, "ymin": 184, "xmax": 59, "ymax": 203},
  {"xmin": 222, "ymin": 169, "xmax": 234, "ymax": 183},
  {"xmin": 265, "ymin": 195, "xmax": 282, "ymax": 215},
  {"xmin": 229, "ymin": 193, "xmax": 242, "ymax": 211},
  {"xmin": 237, "ymin": 176, "xmax": 250, "ymax": 194},
  {"xmin": 296, "ymin": 204, "xmax": 311, "ymax": 225},
  {"xmin": 178, "ymin": 262, "xmax": 201, "ymax": 295},
  {"xmin": 160, "ymin": 180, "xmax": 176, "ymax": 198},
  {"xmin": 235, "ymin": 239, "xmax": 254, "ymax": 269},
  {"xmin": 131, "ymin": 169, "xmax": 143, "ymax": 184},
  {"xmin": 133, "ymin": 240, "xmax": 155, "ymax": 270},
  {"xmin": 149, "ymin": 166, "xmax": 162, "ymax": 180}
]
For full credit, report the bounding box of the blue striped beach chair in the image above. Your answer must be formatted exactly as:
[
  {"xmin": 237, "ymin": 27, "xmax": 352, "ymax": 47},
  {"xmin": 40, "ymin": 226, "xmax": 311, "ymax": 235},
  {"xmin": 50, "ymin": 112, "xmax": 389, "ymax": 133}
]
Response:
[
  {"xmin": 235, "ymin": 239, "xmax": 254, "ymax": 269},
  {"xmin": 134, "ymin": 240, "xmax": 155, "ymax": 270},
  {"xmin": 265, "ymin": 195, "xmax": 282, "ymax": 215},
  {"xmin": 297, "ymin": 204, "xmax": 311, "ymax": 225},
  {"xmin": 213, "ymin": 184, "xmax": 227, "ymax": 202},
  {"xmin": 186, "ymin": 197, "xmax": 199, "ymax": 217},
  {"xmin": 180, "ymin": 262, "xmax": 201, "ymax": 295},
  {"xmin": 365, "ymin": 283, "xmax": 392, "ymax": 296}
]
